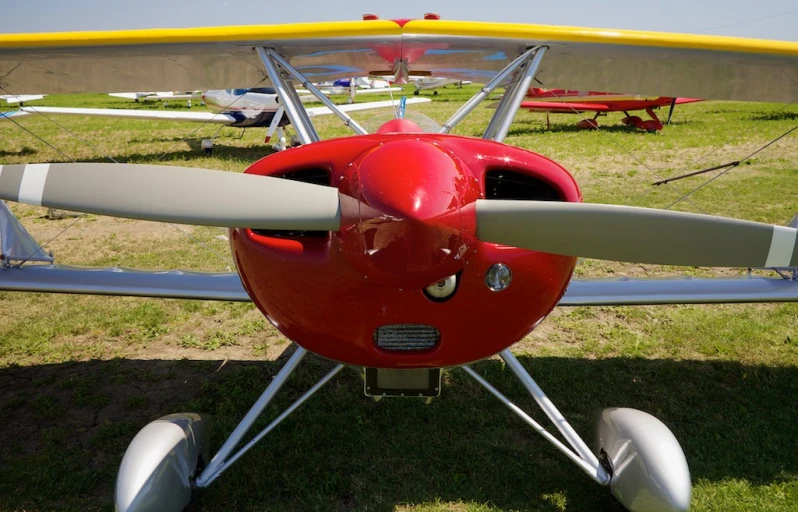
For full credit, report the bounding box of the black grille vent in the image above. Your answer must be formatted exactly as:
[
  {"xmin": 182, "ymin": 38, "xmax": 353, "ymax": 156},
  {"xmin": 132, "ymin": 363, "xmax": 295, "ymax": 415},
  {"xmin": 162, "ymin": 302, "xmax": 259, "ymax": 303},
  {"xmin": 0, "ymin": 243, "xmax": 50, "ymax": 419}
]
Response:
[
  {"xmin": 374, "ymin": 324, "xmax": 440, "ymax": 351},
  {"xmin": 252, "ymin": 168, "xmax": 331, "ymax": 238},
  {"xmin": 485, "ymin": 170, "xmax": 563, "ymax": 201}
]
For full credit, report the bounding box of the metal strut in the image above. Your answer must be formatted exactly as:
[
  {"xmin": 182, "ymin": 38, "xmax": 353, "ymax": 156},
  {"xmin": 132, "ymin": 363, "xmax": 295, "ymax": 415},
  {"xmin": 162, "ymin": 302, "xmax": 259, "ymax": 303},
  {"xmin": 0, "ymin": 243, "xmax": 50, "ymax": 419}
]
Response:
[
  {"xmin": 264, "ymin": 49, "xmax": 369, "ymax": 136},
  {"xmin": 440, "ymin": 46, "xmax": 545, "ymax": 134},
  {"xmin": 256, "ymin": 48, "xmax": 319, "ymax": 145},
  {"xmin": 484, "ymin": 47, "xmax": 547, "ymax": 142},
  {"xmin": 462, "ymin": 349, "xmax": 610, "ymax": 485},
  {"xmin": 0, "ymin": 200, "xmax": 54, "ymax": 267},
  {"xmin": 194, "ymin": 346, "xmax": 344, "ymax": 487}
]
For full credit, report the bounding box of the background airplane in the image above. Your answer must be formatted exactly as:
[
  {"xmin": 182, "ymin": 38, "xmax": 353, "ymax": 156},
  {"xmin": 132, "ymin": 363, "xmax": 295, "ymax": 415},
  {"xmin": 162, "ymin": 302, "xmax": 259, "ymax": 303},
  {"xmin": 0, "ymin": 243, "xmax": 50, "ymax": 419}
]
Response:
[
  {"xmin": 410, "ymin": 77, "xmax": 473, "ymax": 95},
  {"xmin": 315, "ymin": 76, "xmax": 401, "ymax": 95},
  {"xmin": 15, "ymin": 87, "xmax": 430, "ymax": 151},
  {"xmin": 520, "ymin": 88, "xmax": 703, "ymax": 131}
]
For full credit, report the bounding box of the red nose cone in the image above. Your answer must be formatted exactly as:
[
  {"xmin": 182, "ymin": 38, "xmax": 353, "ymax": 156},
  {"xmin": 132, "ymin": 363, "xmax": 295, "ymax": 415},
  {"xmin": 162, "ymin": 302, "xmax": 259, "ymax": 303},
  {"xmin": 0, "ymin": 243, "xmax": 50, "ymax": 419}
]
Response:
[{"xmin": 340, "ymin": 139, "xmax": 475, "ymax": 286}]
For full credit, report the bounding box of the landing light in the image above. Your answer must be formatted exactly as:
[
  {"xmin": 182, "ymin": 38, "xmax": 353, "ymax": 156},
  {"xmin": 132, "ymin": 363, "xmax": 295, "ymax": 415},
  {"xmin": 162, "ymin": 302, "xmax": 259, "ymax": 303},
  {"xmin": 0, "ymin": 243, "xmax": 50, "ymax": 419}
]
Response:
[
  {"xmin": 424, "ymin": 274, "xmax": 457, "ymax": 300},
  {"xmin": 485, "ymin": 263, "xmax": 512, "ymax": 291}
]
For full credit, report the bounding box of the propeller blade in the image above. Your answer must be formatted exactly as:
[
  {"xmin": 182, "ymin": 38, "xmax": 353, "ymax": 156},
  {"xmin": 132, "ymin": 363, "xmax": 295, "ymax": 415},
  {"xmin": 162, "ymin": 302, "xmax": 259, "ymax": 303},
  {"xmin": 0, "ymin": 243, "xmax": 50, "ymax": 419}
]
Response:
[
  {"xmin": 666, "ymin": 98, "xmax": 677, "ymax": 125},
  {"xmin": 0, "ymin": 163, "xmax": 341, "ymax": 230},
  {"xmin": 475, "ymin": 200, "xmax": 798, "ymax": 268}
]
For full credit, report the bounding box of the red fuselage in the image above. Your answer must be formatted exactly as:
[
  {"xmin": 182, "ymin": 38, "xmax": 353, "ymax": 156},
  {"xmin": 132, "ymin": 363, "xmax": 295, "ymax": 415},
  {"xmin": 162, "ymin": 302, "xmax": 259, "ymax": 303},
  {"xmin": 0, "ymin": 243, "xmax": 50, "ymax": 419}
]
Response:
[{"xmin": 231, "ymin": 124, "xmax": 581, "ymax": 368}]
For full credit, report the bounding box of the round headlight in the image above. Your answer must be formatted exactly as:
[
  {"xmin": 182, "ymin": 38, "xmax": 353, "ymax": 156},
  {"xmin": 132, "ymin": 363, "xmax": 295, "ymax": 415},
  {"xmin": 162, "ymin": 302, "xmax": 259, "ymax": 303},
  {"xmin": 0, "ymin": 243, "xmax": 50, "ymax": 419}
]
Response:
[
  {"xmin": 485, "ymin": 263, "xmax": 512, "ymax": 291},
  {"xmin": 424, "ymin": 274, "xmax": 457, "ymax": 300}
]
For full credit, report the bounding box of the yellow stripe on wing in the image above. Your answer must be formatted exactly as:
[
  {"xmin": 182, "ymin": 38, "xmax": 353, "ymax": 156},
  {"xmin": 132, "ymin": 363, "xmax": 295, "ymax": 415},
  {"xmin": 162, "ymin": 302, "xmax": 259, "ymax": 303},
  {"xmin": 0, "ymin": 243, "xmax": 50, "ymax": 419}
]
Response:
[
  {"xmin": 0, "ymin": 20, "xmax": 402, "ymax": 48},
  {"xmin": 403, "ymin": 20, "xmax": 798, "ymax": 57}
]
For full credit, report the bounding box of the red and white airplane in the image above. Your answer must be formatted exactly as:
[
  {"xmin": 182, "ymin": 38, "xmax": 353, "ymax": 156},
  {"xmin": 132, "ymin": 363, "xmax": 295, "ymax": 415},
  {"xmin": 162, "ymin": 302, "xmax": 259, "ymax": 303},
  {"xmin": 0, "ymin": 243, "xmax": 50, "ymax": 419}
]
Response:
[
  {"xmin": 521, "ymin": 88, "xmax": 703, "ymax": 131},
  {"xmin": 13, "ymin": 86, "xmax": 429, "ymax": 151},
  {"xmin": 0, "ymin": 15, "xmax": 797, "ymax": 512}
]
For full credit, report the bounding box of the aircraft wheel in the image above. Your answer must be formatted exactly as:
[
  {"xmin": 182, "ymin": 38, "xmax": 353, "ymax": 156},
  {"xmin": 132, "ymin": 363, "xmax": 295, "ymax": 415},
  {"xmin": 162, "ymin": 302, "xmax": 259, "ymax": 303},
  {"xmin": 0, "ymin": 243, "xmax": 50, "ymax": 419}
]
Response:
[
  {"xmin": 595, "ymin": 408, "xmax": 691, "ymax": 512},
  {"xmin": 621, "ymin": 116, "xmax": 642, "ymax": 127},
  {"xmin": 116, "ymin": 413, "xmax": 211, "ymax": 512},
  {"xmin": 433, "ymin": 90, "xmax": 439, "ymax": 96},
  {"xmin": 413, "ymin": 89, "xmax": 420, "ymax": 96},
  {"xmin": 641, "ymin": 120, "xmax": 663, "ymax": 132}
]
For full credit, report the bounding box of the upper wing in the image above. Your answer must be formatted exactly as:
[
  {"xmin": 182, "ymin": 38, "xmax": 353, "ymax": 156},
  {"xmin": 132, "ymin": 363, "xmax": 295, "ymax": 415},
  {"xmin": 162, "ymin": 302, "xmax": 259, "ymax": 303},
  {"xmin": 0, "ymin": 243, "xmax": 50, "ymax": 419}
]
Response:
[
  {"xmin": 19, "ymin": 106, "xmax": 237, "ymax": 124},
  {"xmin": 1, "ymin": 20, "xmax": 796, "ymax": 101}
]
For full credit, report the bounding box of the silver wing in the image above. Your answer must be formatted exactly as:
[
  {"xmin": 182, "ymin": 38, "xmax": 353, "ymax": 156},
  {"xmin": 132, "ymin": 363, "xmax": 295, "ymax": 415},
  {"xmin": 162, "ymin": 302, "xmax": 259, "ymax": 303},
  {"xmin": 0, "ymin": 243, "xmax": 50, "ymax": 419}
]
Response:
[{"xmin": 2, "ymin": 202, "xmax": 796, "ymax": 305}]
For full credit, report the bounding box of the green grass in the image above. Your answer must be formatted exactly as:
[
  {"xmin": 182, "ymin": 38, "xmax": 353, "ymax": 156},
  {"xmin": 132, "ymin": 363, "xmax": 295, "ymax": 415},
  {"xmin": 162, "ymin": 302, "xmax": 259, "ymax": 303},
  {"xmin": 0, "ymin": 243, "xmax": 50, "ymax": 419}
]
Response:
[{"xmin": 0, "ymin": 85, "xmax": 797, "ymax": 511}]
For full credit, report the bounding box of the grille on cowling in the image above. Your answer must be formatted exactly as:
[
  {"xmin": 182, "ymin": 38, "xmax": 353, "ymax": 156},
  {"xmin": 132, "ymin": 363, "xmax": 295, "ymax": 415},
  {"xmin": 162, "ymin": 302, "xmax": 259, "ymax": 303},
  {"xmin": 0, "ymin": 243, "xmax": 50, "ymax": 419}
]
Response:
[{"xmin": 374, "ymin": 324, "xmax": 440, "ymax": 351}]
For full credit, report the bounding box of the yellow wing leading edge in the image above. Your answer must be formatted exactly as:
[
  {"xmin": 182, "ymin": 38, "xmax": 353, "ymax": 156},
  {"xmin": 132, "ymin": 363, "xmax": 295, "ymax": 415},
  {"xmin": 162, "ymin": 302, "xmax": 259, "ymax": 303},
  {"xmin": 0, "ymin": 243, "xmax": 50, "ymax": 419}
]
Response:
[{"xmin": 0, "ymin": 18, "xmax": 796, "ymax": 101}]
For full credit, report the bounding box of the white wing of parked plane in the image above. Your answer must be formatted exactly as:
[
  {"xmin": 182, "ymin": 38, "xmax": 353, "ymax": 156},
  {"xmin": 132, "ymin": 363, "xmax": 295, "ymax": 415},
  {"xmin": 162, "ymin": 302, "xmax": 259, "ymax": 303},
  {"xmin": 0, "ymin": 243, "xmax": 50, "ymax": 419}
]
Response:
[
  {"xmin": 296, "ymin": 86, "xmax": 402, "ymax": 95},
  {"xmin": 0, "ymin": 94, "xmax": 45, "ymax": 104},
  {"xmin": 19, "ymin": 97, "xmax": 431, "ymax": 125},
  {"xmin": 18, "ymin": 106, "xmax": 238, "ymax": 124},
  {"xmin": 305, "ymin": 97, "xmax": 429, "ymax": 116},
  {"xmin": 109, "ymin": 91, "xmax": 203, "ymax": 101}
]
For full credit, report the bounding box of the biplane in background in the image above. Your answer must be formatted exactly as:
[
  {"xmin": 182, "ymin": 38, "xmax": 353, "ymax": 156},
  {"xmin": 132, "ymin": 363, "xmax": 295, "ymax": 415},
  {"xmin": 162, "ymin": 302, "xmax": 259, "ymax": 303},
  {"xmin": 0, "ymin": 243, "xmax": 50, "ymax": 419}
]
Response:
[
  {"xmin": 315, "ymin": 76, "xmax": 401, "ymax": 95},
  {"xmin": 12, "ymin": 87, "xmax": 429, "ymax": 152},
  {"xmin": 0, "ymin": 15, "xmax": 797, "ymax": 512},
  {"xmin": 521, "ymin": 88, "xmax": 703, "ymax": 131}
]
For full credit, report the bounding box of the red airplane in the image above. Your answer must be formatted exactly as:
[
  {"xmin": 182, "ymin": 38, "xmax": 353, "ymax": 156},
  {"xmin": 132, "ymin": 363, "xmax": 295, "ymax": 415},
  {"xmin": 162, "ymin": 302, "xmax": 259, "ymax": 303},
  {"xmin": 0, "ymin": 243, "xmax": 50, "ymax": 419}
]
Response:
[
  {"xmin": 1, "ymin": 15, "xmax": 797, "ymax": 512},
  {"xmin": 521, "ymin": 88, "xmax": 703, "ymax": 131}
]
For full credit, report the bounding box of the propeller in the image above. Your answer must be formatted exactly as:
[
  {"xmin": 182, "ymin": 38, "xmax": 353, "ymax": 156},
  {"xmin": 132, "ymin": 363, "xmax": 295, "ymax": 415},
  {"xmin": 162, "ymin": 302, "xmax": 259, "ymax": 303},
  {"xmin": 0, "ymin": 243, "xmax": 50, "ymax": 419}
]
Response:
[
  {"xmin": 3, "ymin": 164, "xmax": 796, "ymax": 269},
  {"xmin": 476, "ymin": 200, "xmax": 798, "ymax": 268},
  {"xmin": 666, "ymin": 98, "xmax": 677, "ymax": 125},
  {"xmin": 0, "ymin": 163, "xmax": 340, "ymax": 230}
]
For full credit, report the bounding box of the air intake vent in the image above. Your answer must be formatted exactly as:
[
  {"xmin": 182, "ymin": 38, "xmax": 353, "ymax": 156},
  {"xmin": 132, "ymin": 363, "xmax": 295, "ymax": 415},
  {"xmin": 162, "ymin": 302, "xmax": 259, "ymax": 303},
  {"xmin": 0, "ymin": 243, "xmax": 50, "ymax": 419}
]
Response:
[
  {"xmin": 485, "ymin": 170, "xmax": 563, "ymax": 201},
  {"xmin": 252, "ymin": 168, "xmax": 331, "ymax": 238},
  {"xmin": 374, "ymin": 324, "xmax": 440, "ymax": 351}
]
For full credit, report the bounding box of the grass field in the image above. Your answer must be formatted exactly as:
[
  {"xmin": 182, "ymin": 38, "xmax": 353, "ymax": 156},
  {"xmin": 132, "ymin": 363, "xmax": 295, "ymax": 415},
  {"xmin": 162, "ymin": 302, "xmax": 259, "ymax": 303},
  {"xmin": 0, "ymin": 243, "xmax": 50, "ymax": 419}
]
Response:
[{"xmin": 0, "ymin": 85, "xmax": 796, "ymax": 512}]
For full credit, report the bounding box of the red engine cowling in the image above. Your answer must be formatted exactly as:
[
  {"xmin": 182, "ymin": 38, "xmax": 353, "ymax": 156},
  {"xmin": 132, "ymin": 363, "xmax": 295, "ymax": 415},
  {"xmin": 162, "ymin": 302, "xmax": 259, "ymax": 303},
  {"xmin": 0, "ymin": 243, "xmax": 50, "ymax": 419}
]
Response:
[{"xmin": 231, "ymin": 131, "xmax": 581, "ymax": 368}]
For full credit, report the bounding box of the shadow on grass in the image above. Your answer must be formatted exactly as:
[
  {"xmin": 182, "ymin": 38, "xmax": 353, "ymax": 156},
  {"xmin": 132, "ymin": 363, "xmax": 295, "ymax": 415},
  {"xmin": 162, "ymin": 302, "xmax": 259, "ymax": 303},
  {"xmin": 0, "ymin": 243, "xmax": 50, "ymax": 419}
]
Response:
[
  {"xmin": 76, "ymin": 143, "xmax": 278, "ymax": 165},
  {"xmin": 0, "ymin": 353, "xmax": 796, "ymax": 511},
  {"xmin": 506, "ymin": 123, "xmax": 661, "ymax": 136},
  {"xmin": 0, "ymin": 146, "xmax": 36, "ymax": 158},
  {"xmin": 750, "ymin": 111, "xmax": 798, "ymax": 122}
]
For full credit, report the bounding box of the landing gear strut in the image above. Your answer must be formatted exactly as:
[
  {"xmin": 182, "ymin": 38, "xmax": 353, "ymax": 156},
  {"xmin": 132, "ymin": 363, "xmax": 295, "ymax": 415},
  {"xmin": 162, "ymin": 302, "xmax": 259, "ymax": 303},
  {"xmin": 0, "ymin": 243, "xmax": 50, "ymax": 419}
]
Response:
[
  {"xmin": 115, "ymin": 346, "xmax": 344, "ymax": 512},
  {"xmin": 463, "ymin": 350, "xmax": 691, "ymax": 512},
  {"xmin": 116, "ymin": 345, "xmax": 691, "ymax": 512}
]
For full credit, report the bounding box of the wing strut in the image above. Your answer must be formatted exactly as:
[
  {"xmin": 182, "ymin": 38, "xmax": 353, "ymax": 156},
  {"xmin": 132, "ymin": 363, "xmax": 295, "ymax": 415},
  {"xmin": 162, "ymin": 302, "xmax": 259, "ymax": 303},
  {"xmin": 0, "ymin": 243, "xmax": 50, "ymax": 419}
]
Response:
[
  {"xmin": 0, "ymin": 200, "xmax": 54, "ymax": 266},
  {"xmin": 256, "ymin": 47, "xmax": 320, "ymax": 144},
  {"xmin": 440, "ymin": 46, "xmax": 545, "ymax": 134},
  {"xmin": 262, "ymin": 49, "xmax": 369, "ymax": 136},
  {"xmin": 483, "ymin": 47, "xmax": 547, "ymax": 142}
]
